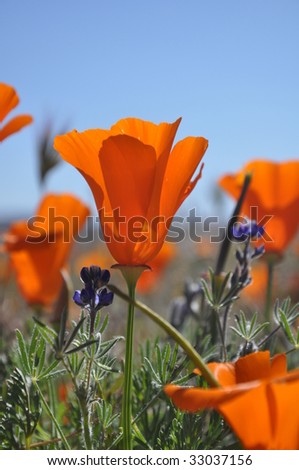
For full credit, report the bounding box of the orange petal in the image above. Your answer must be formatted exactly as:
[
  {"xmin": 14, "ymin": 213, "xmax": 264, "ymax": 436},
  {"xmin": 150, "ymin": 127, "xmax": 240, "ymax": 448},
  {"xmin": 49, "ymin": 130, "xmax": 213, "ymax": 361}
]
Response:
[
  {"xmin": 194, "ymin": 362, "xmax": 236, "ymax": 386},
  {"xmin": 99, "ymin": 134, "xmax": 157, "ymax": 219},
  {"xmin": 218, "ymin": 174, "xmax": 242, "ymax": 201},
  {"xmin": 235, "ymin": 351, "xmax": 272, "ymax": 383},
  {"xmin": 164, "ymin": 381, "xmax": 259, "ymax": 413},
  {"xmin": 0, "ymin": 83, "xmax": 19, "ymax": 122},
  {"xmin": 219, "ymin": 383, "xmax": 273, "ymax": 449},
  {"xmin": 160, "ymin": 136, "xmax": 208, "ymax": 220},
  {"xmin": 245, "ymin": 160, "xmax": 299, "ymax": 209},
  {"xmin": 0, "ymin": 115, "xmax": 33, "ymax": 142},
  {"xmin": 164, "ymin": 384, "xmax": 241, "ymax": 412},
  {"xmin": 97, "ymin": 135, "xmax": 158, "ymax": 264},
  {"xmin": 54, "ymin": 129, "xmax": 109, "ymax": 188},
  {"xmin": 219, "ymin": 160, "xmax": 299, "ymax": 210},
  {"xmin": 262, "ymin": 206, "xmax": 299, "ymax": 253},
  {"xmin": 110, "ymin": 117, "xmax": 181, "ymax": 162},
  {"xmin": 270, "ymin": 353, "xmax": 287, "ymax": 377},
  {"xmin": 219, "ymin": 160, "xmax": 299, "ymax": 254},
  {"xmin": 266, "ymin": 379, "xmax": 299, "ymax": 449},
  {"xmin": 9, "ymin": 247, "xmax": 65, "ymax": 305},
  {"xmin": 110, "ymin": 117, "xmax": 182, "ymax": 222},
  {"xmin": 6, "ymin": 193, "xmax": 90, "ymax": 306}
]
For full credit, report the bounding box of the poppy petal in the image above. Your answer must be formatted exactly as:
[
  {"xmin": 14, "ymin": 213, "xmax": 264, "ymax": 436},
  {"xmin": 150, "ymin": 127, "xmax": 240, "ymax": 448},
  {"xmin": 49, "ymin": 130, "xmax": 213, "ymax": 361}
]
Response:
[
  {"xmin": 219, "ymin": 384, "xmax": 272, "ymax": 449},
  {"xmin": 54, "ymin": 129, "xmax": 109, "ymax": 187},
  {"xmin": 161, "ymin": 136, "xmax": 208, "ymax": 220},
  {"xmin": 266, "ymin": 380, "xmax": 299, "ymax": 449},
  {"xmin": 0, "ymin": 115, "xmax": 33, "ymax": 142},
  {"xmin": 270, "ymin": 353, "xmax": 287, "ymax": 377},
  {"xmin": 110, "ymin": 117, "xmax": 181, "ymax": 162},
  {"xmin": 99, "ymin": 134, "xmax": 157, "ymax": 219},
  {"xmin": 235, "ymin": 351, "xmax": 271, "ymax": 383},
  {"xmin": 219, "ymin": 160, "xmax": 299, "ymax": 254},
  {"xmin": 5, "ymin": 194, "xmax": 90, "ymax": 306},
  {"xmin": 194, "ymin": 362, "xmax": 236, "ymax": 386},
  {"xmin": 164, "ymin": 384, "xmax": 248, "ymax": 412},
  {"xmin": 0, "ymin": 83, "xmax": 19, "ymax": 122}
]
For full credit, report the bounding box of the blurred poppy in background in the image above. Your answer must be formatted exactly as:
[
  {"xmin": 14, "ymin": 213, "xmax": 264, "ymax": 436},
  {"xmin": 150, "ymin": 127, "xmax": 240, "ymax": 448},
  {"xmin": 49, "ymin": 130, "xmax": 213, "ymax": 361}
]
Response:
[
  {"xmin": 0, "ymin": 83, "xmax": 33, "ymax": 142},
  {"xmin": 219, "ymin": 160, "xmax": 299, "ymax": 255},
  {"xmin": 136, "ymin": 241, "xmax": 177, "ymax": 294},
  {"xmin": 3, "ymin": 193, "xmax": 90, "ymax": 307},
  {"xmin": 54, "ymin": 117, "xmax": 208, "ymax": 266}
]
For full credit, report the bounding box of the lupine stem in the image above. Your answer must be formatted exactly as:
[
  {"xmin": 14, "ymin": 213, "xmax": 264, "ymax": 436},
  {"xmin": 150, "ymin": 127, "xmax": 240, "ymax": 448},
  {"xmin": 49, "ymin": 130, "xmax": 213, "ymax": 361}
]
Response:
[
  {"xmin": 78, "ymin": 396, "xmax": 93, "ymax": 450},
  {"xmin": 215, "ymin": 173, "xmax": 252, "ymax": 276},
  {"xmin": 61, "ymin": 356, "xmax": 92, "ymax": 449}
]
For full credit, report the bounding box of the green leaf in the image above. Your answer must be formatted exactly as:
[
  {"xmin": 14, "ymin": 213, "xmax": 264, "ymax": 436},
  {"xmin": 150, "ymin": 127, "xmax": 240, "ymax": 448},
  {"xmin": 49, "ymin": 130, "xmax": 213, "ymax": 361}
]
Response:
[
  {"xmin": 56, "ymin": 306, "xmax": 68, "ymax": 352},
  {"xmin": 279, "ymin": 310, "xmax": 296, "ymax": 345},
  {"xmin": 15, "ymin": 329, "xmax": 31, "ymax": 375},
  {"xmin": 29, "ymin": 326, "xmax": 40, "ymax": 365},
  {"xmin": 63, "ymin": 316, "xmax": 86, "ymax": 352},
  {"xmin": 38, "ymin": 359, "xmax": 61, "ymax": 381},
  {"xmin": 250, "ymin": 322, "xmax": 269, "ymax": 340},
  {"xmin": 33, "ymin": 317, "xmax": 57, "ymax": 347},
  {"xmin": 201, "ymin": 279, "xmax": 213, "ymax": 306},
  {"xmin": 65, "ymin": 338, "xmax": 99, "ymax": 355},
  {"xmin": 143, "ymin": 357, "xmax": 161, "ymax": 384},
  {"xmin": 99, "ymin": 313, "xmax": 109, "ymax": 334},
  {"xmin": 97, "ymin": 336, "xmax": 123, "ymax": 359},
  {"xmin": 36, "ymin": 338, "xmax": 47, "ymax": 377},
  {"xmin": 41, "ymin": 369, "xmax": 66, "ymax": 381},
  {"xmin": 216, "ymin": 272, "xmax": 231, "ymax": 304}
]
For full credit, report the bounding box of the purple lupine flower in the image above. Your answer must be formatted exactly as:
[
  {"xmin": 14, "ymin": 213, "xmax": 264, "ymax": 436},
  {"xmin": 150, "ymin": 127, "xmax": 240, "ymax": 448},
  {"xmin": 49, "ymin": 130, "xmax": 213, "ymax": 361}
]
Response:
[
  {"xmin": 232, "ymin": 220, "xmax": 264, "ymax": 242},
  {"xmin": 73, "ymin": 265, "xmax": 114, "ymax": 334}
]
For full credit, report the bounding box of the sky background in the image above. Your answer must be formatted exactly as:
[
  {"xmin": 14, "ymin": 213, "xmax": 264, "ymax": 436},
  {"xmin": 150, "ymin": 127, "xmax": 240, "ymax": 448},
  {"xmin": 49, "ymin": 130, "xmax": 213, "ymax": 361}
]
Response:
[{"xmin": 1, "ymin": 0, "xmax": 299, "ymax": 221}]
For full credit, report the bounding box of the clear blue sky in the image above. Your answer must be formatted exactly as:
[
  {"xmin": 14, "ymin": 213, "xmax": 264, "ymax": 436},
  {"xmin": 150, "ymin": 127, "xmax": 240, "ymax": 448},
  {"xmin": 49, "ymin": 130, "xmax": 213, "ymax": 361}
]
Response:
[{"xmin": 1, "ymin": 0, "xmax": 299, "ymax": 219}]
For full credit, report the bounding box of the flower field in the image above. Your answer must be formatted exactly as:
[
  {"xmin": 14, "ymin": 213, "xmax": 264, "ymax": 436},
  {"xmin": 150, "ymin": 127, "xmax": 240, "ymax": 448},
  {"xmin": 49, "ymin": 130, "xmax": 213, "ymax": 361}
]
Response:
[{"xmin": 0, "ymin": 82, "xmax": 299, "ymax": 451}]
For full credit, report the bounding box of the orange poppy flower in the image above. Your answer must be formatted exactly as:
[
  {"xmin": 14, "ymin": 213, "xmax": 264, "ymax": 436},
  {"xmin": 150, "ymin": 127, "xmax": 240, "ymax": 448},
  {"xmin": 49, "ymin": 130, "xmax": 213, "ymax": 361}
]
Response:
[
  {"xmin": 241, "ymin": 262, "xmax": 269, "ymax": 307},
  {"xmin": 54, "ymin": 118, "xmax": 208, "ymax": 265},
  {"xmin": 4, "ymin": 193, "xmax": 90, "ymax": 307},
  {"xmin": 165, "ymin": 351, "xmax": 299, "ymax": 449},
  {"xmin": 0, "ymin": 83, "xmax": 33, "ymax": 142},
  {"xmin": 219, "ymin": 160, "xmax": 299, "ymax": 254}
]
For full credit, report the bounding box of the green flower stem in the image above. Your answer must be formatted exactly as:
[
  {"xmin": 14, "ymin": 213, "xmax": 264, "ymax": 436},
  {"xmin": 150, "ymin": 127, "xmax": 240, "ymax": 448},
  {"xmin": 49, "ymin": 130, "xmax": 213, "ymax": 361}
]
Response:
[
  {"xmin": 121, "ymin": 278, "xmax": 136, "ymax": 450},
  {"xmin": 109, "ymin": 284, "xmax": 220, "ymax": 388},
  {"xmin": 112, "ymin": 264, "xmax": 151, "ymax": 450},
  {"xmin": 35, "ymin": 382, "xmax": 71, "ymax": 450}
]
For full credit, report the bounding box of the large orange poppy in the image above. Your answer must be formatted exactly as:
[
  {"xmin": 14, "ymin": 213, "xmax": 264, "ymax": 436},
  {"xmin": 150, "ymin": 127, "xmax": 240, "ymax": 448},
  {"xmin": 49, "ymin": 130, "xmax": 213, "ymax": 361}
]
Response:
[
  {"xmin": 4, "ymin": 193, "xmax": 90, "ymax": 307},
  {"xmin": 0, "ymin": 83, "xmax": 33, "ymax": 142},
  {"xmin": 219, "ymin": 160, "xmax": 299, "ymax": 254},
  {"xmin": 54, "ymin": 118, "xmax": 208, "ymax": 265},
  {"xmin": 165, "ymin": 351, "xmax": 299, "ymax": 449}
]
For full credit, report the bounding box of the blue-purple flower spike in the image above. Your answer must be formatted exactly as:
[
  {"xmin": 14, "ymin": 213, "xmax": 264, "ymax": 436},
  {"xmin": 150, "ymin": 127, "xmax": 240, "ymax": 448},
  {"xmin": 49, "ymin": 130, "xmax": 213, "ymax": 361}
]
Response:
[
  {"xmin": 73, "ymin": 265, "xmax": 114, "ymax": 334},
  {"xmin": 232, "ymin": 220, "xmax": 264, "ymax": 242}
]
